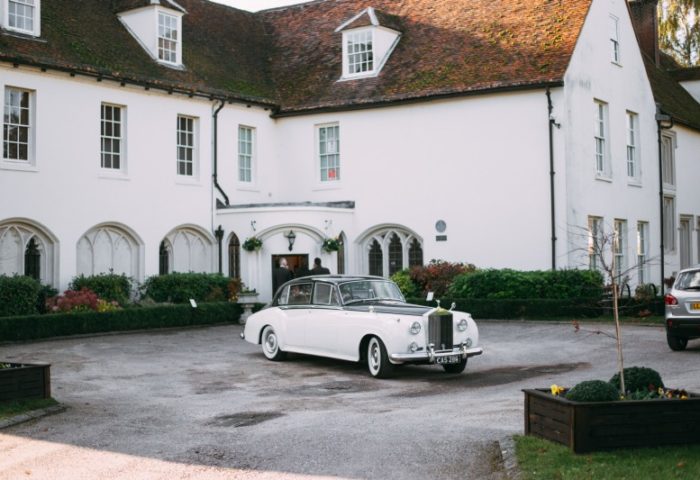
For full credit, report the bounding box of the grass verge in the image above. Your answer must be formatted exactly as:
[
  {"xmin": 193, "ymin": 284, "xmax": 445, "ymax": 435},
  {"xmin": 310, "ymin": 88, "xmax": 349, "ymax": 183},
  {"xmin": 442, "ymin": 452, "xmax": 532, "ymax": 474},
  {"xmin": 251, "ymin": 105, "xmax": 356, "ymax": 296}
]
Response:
[
  {"xmin": 515, "ymin": 435, "xmax": 700, "ymax": 480},
  {"xmin": 0, "ymin": 398, "xmax": 58, "ymax": 420}
]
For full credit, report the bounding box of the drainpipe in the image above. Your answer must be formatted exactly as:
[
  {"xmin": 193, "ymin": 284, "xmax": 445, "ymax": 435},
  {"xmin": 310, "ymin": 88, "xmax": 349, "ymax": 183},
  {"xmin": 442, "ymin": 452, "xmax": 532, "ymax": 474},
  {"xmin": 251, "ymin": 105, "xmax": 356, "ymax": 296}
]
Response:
[
  {"xmin": 546, "ymin": 88, "xmax": 560, "ymax": 271},
  {"xmin": 656, "ymin": 106, "xmax": 674, "ymax": 290},
  {"xmin": 213, "ymin": 100, "xmax": 230, "ymax": 206}
]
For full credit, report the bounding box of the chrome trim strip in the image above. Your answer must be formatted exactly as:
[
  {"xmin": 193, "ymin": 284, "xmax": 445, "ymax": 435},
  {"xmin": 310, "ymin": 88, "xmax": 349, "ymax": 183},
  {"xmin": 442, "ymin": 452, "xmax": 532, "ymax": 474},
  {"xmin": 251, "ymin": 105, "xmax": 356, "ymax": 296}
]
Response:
[{"xmin": 390, "ymin": 346, "xmax": 483, "ymax": 362}]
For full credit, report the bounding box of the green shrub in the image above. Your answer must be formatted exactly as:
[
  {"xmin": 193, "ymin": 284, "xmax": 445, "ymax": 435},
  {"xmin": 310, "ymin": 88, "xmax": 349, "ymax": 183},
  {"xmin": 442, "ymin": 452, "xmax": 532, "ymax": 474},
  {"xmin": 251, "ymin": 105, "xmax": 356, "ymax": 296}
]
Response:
[
  {"xmin": 0, "ymin": 275, "xmax": 41, "ymax": 317},
  {"xmin": 565, "ymin": 380, "xmax": 620, "ymax": 402},
  {"xmin": 141, "ymin": 273, "xmax": 232, "ymax": 304},
  {"xmin": 448, "ymin": 269, "xmax": 604, "ymax": 300},
  {"xmin": 36, "ymin": 284, "xmax": 58, "ymax": 314},
  {"xmin": 610, "ymin": 366, "xmax": 664, "ymax": 394},
  {"xmin": 405, "ymin": 297, "xmax": 603, "ymax": 319},
  {"xmin": 70, "ymin": 273, "xmax": 132, "ymax": 305},
  {"xmin": 409, "ymin": 260, "xmax": 476, "ymax": 297},
  {"xmin": 0, "ymin": 302, "xmax": 251, "ymax": 341},
  {"xmin": 390, "ymin": 270, "xmax": 419, "ymax": 298}
]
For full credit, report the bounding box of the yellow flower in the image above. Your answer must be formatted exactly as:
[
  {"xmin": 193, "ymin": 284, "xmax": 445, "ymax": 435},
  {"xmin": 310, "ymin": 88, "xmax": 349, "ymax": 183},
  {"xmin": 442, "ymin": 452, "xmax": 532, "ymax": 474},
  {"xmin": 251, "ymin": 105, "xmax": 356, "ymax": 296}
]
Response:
[{"xmin": 550, "ymin": 384, "xmax": 566, "ymax": 396}]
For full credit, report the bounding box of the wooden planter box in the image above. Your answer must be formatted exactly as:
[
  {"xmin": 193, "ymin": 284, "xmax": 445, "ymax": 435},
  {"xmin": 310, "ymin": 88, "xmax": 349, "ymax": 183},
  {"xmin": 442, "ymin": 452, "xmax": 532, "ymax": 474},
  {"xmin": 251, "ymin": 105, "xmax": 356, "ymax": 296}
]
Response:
[
  {"xmin": 0, "ymin": 363, "xmax": 51, "ymax": 402},
  {"xmin": 524, "ymin": 388, "xmax": 700, "ymax": 453}
]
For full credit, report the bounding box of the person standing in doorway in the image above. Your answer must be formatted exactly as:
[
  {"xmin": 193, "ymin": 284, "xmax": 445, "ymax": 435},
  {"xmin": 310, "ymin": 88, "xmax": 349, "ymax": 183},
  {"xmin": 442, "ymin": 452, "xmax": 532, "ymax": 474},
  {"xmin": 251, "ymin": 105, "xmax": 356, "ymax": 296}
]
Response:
[
  {"xmin": 310, "ymin": 257, "xmax": 331, "ymax": 275},
  {"xmin": 273, "ymin": 257, "xmax": 294, "ymax": 294}
]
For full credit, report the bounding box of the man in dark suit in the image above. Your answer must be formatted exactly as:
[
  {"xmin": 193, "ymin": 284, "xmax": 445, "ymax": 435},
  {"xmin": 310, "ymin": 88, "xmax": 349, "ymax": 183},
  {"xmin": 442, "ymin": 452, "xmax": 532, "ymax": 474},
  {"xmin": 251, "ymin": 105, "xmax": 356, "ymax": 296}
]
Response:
[
  {"xmin": 310, "ymin": 257, "xmax": 330, "ymax": 275},
  {"xmin": 273, "ymin": 257, "xmax": 294, "ymax": 294}
]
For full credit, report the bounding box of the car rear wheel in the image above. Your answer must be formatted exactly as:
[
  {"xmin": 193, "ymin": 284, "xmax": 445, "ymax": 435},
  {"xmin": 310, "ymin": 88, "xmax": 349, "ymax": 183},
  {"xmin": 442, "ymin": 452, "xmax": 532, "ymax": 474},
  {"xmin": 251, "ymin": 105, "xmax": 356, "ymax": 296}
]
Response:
[
  {"xmin": 261, "ymin": 326, "xmax": 287, "ymax": 361},
  {"xmin": 667, "ymin": 333, "xmax": 688, "ymax": 351},
  {"xmin": 367, "ymin": 337, "xmax": 394, "ymax": 378},
  {"xmin": 442, "ymin": 358, "xmax": 467, "ymax": 374}
]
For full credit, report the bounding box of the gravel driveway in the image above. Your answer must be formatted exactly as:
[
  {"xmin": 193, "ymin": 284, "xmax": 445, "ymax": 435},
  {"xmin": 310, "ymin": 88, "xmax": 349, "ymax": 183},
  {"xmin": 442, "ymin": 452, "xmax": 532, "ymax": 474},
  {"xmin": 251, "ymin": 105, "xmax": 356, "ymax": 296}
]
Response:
[{"xmin": 1, "ymin": 321, "xmax": 699, "ymax": 480}]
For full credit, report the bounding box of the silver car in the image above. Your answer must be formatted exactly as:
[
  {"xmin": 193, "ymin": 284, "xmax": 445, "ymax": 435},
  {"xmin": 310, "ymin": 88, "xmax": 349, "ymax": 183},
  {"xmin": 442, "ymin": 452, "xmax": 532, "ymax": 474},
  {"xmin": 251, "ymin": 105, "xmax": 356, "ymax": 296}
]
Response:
[{"xmin": 665, "ymin": 266, "xmax": 700, "ymax": 350}]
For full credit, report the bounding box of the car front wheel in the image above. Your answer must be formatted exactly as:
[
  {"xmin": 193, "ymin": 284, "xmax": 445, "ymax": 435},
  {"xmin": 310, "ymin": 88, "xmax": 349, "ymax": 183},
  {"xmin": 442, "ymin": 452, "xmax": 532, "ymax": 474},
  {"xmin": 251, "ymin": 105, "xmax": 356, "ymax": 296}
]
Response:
[
  {"xmin": 367, "ymin": 337, "xmax": 394, "ymax": 378},
  {"xmin": 442, "ymin": 358, "xmax": 467, "ymax": 374},
  {"xmin": 261, "ymin": 325, "xmax": 286, "ymax": 361},
  {"xmin": 667, "ymin": 333, "xmax": 688, "ymax": 351}
]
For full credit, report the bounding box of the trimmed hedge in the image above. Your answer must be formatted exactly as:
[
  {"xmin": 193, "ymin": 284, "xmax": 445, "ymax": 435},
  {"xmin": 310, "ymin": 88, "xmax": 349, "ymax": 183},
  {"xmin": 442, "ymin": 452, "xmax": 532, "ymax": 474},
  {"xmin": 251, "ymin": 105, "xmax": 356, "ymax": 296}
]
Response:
[
  {"xmin": 0, "ymin": 276, "xmax": 41, "ymax": 317},
  {"xmin": 0, "ymin": 302, "xmax": 256, "ymax": 342},
  {"xmin": 70, "ymin": 273, "xmax": 132, "ymax": 305},
  {"xmin": 448, "ymin": 269, "xmax": 604, "ymax": 300},
  {"xmin": 405, "ymin": 297, "xmax": 664, "ymax": 319},
  {"xmin": 141, "ymin": 273, "xmax": 232, "ymax": 303}
]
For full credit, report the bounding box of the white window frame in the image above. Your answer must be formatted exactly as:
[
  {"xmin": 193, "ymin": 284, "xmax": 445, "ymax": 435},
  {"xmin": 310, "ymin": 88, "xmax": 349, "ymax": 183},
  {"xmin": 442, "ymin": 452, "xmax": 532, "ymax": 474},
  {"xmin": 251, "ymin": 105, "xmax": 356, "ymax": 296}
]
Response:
[
  {"xmin": 588, "ymin": 216, "xmax": 604, "ymax": 271},
  {"xmin": 342, "ymin": 28, "xmax": 375, "ymax": 79},
  {"xmin": 626, "ymin": 111, "xmax": 640, "ymax": 182},
  {"xmin": 613, "ymin": 219, "xmax": 627, "ymax": 282},
  {"xmin": 680, "ymin": 215, "xmax": 693, "ymax": 269},
  {"xmin": 237, "ymin": 125, "xmax": 255, "ymax": 185},
  {"xmin": 317, "ymin": 123, "xmax": 341, "ymax": 184},
  {"xmin": 157, "ymin": 10, "xmax": 181, "ymax": 66},
  {"xmin": 661, "ymin": 131, "xmax": 676, "ymax": 190},
  {"xmin": 594, "ymin": 100, "xmax": 611, "ymax": 179},
  {"xmin": 663, "ymin": 196, "xmax": 676, "ymax": 253},
  {"xmin": 100, "ymin": 103, "xmax": 126, "ymax": 173},
  {"xmin": 610, "ymin": 15, "xmax": 620, "ymax": 64},
  {"xmin": 176, "ymin": 115, "xmax": 197, "ymax": 178},
  {"xmin": 4, "ymin": 0, "xmax": 40, "ymax": 37},
  {"xmin": 637, "ymin": 221, "xmax": 649, "ymax": 285},
  {"xmin": 2, "ymin": 85, "xmax": 35, "ymax": 169}
]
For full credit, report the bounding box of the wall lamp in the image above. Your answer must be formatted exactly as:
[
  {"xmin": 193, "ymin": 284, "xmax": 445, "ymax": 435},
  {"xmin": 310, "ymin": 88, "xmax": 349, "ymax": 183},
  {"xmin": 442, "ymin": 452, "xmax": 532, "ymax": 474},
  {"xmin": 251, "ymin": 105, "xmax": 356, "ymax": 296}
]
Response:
[{"xmin": 286, "ymin": 230, "xmax": 296, "ymax": 251}]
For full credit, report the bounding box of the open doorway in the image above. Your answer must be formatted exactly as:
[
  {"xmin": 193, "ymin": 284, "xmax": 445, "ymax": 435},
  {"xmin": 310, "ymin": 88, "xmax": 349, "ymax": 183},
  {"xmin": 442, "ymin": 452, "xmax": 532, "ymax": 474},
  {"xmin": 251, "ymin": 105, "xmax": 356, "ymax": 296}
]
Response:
[{"xmin": 271, "ymin": 254, "xmax": 309, "ymax": 288}]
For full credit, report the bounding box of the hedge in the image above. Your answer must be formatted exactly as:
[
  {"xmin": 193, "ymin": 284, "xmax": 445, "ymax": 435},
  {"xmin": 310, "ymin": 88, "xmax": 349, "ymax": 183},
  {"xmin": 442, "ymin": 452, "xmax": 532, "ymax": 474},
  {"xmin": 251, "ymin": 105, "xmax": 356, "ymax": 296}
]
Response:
[
  {"xmin": 0, "ymin": 302, "xmax": 261, "ymax": 342},
  {"xmin": 141, "ymin": 273, "xmax": 232, "ymax": 303},
  {"xmin": 70, "ymin": 273, "xmax": 132, "ymax": 305},
  {"xmin": 0, "ymin": 275, "xmax": 41, "ymax": 317},
  {"xmin": 405, "ymin": 297, "xmax": 664, "ymax": 320}
]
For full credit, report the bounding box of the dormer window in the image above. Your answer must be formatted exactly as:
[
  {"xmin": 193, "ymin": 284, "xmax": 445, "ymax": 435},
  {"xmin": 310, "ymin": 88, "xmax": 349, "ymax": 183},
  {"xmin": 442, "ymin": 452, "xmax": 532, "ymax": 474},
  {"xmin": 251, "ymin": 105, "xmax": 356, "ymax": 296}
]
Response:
[
  {"xmin": 158, "ymin": 12, "xmax": 179, "ymax": 64},
  {"xmin": 3, "ymin": 0, "xmax": 41, "ymax": 37},
  {"xmin": 336, "ymin": 7, "xmax": 401, "ymax": 81}
]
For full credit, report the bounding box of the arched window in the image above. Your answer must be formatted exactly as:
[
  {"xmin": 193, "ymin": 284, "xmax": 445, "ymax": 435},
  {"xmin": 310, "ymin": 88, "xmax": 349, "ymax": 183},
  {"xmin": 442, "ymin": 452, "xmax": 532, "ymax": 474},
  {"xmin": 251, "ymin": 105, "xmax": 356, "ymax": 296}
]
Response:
[
  {"xmin": 159, "ymin": 241, "xmax": 170, "ymax": 275},
  {"xmin": 408, "ymin": 238, "xmax": 423, "ymax": 268},
  {"xmin": 24, "ymin": 237, "xmax": 40, "ymax": 280},
  {"xmin": 337, "ymin": 232, "xmax": 346, "ymax": 275},
  {"xmin": 229, "ymin": 233, "xmax": 240, "ymax": 278},
  {"xmin": 77, "ymin": 224, "xmax": 141, "ymax": 279},
  {"xmin": 163, "ymin": 226, "xmax": 213, "ymax": 273},
  {"xmin": 0, "ymin": 220, "xmax": 57, "ymax": 285},
  {"xmin": 388, "ymin": 233, "xmax": 403, "ymax": 276},
  {"xmin": 369, "ymin": 239, "xmax": 383, "ymax": 276}
]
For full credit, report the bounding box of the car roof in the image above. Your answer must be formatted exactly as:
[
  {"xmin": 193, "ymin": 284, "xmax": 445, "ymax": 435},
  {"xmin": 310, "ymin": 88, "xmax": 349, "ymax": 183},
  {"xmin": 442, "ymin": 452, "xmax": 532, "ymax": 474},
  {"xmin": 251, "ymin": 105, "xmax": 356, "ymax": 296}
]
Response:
[{"xmin": 283, "ymin": 274, "xmax": 386, "ymax": 286}]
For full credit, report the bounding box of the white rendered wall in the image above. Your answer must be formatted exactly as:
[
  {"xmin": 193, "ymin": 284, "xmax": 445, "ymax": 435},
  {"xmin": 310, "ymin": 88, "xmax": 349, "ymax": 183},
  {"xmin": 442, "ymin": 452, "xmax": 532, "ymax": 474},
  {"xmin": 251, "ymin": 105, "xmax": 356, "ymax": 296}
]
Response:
[
  {"xmin": 672, "ymin": 125, "xmax": 700, "ymax": 272},
  {"xmin": 680, "ymin": 80, "xmax": 700, "ymax": 105},
  {"xmin": 118, "ymin": 7, "xmax": 159, "ymax": 60},
  {"xmin": 561, "ymin": 0, "xmax": 662, "ymax": 286}
]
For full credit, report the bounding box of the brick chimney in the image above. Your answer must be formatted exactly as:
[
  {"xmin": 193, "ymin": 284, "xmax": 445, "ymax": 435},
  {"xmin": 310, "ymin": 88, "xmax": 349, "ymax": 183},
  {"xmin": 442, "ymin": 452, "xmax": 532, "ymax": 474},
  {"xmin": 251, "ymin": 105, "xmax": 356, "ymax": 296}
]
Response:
[{"xmin": 628, "ymin": 0, "xmax": 660, "ymax": 65}]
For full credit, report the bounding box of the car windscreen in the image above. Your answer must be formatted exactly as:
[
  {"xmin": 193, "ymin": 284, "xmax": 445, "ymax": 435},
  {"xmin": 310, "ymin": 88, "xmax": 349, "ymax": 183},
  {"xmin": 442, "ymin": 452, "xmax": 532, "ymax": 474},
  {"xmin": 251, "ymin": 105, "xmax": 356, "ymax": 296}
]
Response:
[
  {"xmin": 675, "ymin": 270, "xmax": 700, "ymax": 290},
  {"xmin": 339, "ymin": 280, "xmax": 405, "ymax": 304}
]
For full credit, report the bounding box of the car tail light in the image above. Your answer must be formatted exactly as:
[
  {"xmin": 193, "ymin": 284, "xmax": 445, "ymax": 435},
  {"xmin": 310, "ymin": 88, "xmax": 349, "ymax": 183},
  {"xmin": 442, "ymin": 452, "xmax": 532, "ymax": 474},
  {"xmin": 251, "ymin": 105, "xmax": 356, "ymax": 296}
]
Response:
[{"xmin": 664, "ymin": 294, "xmax": 678, "ymax": 306}]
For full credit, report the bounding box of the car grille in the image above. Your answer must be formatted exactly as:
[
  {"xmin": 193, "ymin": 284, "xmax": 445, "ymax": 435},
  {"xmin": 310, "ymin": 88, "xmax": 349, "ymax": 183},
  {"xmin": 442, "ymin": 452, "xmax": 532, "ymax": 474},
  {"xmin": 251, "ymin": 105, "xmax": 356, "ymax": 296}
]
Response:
[{"xmin": 428, "ymin": 312, "xmax": 454, "ymax": 351}]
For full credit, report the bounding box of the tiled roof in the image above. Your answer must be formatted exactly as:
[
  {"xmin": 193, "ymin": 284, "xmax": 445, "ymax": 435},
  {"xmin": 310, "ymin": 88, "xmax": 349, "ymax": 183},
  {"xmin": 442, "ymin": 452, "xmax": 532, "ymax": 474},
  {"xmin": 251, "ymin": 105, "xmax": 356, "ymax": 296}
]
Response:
[
  {"xmin": 261, "ymin": 0, "xmax": 593, "ymax": 114},
  {"xmin": 644, "ymin": 57, "xmax": 700, "ymax": 131},
  {"xmin": 112, "ymin": 0, "xmax": 187, "ymax": 14},
  {"xmin": 668, "ymin": 66, "xmax": 700, "ymax": 82},
  {"xmin": 0, "ymin": 0, "xmax": 276, "ymax": 104},
  {"xmin": 1, "ymin": 0, "xmax": 592, "ymax": 112}
]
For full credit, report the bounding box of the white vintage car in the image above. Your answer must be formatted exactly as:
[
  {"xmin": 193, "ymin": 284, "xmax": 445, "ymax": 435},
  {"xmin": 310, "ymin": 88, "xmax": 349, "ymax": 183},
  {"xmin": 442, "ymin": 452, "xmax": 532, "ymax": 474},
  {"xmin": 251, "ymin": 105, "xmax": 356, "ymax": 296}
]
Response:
[{"xmin": 241, "ymin": 275, "xmax": 483, "ymax": 378}]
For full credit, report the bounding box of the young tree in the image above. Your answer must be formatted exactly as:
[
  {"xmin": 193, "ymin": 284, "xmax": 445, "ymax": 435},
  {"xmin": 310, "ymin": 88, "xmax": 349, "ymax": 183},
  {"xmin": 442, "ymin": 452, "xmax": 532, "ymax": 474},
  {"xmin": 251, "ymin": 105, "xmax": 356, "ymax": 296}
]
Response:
[{"xmin": 659, "ymin": 0, "xmax": 700, "ymax": 67}]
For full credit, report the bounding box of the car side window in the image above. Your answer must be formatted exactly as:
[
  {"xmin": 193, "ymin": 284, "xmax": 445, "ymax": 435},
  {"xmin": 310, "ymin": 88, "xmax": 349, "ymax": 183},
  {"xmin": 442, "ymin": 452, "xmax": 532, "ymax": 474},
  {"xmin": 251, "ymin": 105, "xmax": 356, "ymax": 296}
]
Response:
[
  {"xmin": 287, "ymin": 283, "xmax": 313, "ymax": 305},
  {"xmin": 313, "ymin": 283, "xmax": 340, "ymax": 306},
  {"xmin": 277, "ymin": 286, "xmax": 291, "ymax": 305}
]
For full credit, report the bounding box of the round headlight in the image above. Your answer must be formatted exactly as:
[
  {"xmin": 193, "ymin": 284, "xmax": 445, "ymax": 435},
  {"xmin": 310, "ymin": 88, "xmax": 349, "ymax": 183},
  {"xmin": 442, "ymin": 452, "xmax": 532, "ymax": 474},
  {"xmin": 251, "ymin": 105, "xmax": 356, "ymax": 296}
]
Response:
[
  {"xmin": 457, "ymin": 318, "xmax": 468, "ymax": 332},
  {"xmin": 409, "ymin": 341, "xmax": 419, "ymax": 353},
  {"xmin": 410, "ymin": 321, "xmax": 422, "ymax": 335}
]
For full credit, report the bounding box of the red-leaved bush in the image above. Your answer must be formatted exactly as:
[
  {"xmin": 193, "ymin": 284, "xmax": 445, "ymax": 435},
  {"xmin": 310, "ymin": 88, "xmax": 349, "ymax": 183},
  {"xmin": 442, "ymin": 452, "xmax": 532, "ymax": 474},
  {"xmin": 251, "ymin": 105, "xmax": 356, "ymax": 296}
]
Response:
[
  {"xmin": 409, "ymin": 260, "xmax": 476, "ymax": 297},
  {"xmin": 46, "ymin": 288, "xmax": 100, "ymax": 313}
]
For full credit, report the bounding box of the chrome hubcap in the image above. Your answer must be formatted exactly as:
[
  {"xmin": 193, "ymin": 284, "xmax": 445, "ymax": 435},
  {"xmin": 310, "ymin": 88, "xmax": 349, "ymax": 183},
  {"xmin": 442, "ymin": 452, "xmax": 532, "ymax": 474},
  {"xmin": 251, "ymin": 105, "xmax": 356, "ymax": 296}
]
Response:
[
  {"xmin": 264, "ymin": 331, "xmax": 277, "ymax": 354},
  {"xmin": 369, "ymin": 341, "xmax": 379, "ymax": 372}
]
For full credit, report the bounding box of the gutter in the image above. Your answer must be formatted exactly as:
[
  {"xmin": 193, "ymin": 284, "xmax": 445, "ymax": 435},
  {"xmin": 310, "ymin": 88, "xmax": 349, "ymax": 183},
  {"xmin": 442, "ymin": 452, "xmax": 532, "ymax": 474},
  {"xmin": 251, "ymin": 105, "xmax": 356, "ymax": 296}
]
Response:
[
  {"xmin": 212, "ymin": 100, "xmax": 229, "ymax": 206},
  {"xmin": 546, "ymin": 88, "xmax": 560, "ymax": 271}
]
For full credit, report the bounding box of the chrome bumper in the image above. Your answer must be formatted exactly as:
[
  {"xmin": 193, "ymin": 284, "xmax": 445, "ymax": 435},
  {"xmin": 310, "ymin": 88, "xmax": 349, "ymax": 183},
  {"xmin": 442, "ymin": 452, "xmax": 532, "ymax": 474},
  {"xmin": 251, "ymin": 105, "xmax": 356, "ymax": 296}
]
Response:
[{"xmin": 390, "ymin": 344, "xmax": 483, "ymax": 363}]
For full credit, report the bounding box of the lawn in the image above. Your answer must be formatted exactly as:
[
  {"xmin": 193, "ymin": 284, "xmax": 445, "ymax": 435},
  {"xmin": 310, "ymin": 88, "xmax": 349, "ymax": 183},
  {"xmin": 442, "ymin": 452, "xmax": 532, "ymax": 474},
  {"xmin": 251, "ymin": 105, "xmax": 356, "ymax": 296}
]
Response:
[
  {"xmin": 0, "ymin": 398, "xmax": 58, "ymax": 421},
  {"xmin": 515, "ymin": 435, "xmax": 700, "ymax": 480}
]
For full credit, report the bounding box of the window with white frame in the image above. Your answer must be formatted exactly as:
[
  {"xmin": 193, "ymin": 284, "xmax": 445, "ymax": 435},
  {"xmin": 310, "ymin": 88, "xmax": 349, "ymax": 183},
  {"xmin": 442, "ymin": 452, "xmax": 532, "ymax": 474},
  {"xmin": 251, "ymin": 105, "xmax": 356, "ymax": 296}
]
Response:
[
  {"xmin": 318, "ymin": 124, "xmax": 340, "ymax": 182},
  {"xmin": 346, "ymin": 29, "xmax": 374, "ymax": 76},
  {"xmin": 613, "ymin": 219, "xmax": 627, "ymax": 281},
  {"xmin": 3, "ymin": 86, "xmax": 31, "ymax": 162},
  {"xmin": 626, "ymin": 111, "xmax": 640, "ymax": 180},
  {"xmin": 637, "ymin": 221, "xmax": 649, "ymax": 284},
  {"xmin": 238, "ymin": 126, "xmax": 254, "ymax": 183},
  {"xmin": 101, "ymin": 103, "xmax": 124, "ymax": 171},
  {"xmin": 158, "ymin": 12, "xmax": 179, "ymax": 64},
  {"xmin": 176, "ymin": 115, "xmax": 195, "ymax": 176},
  {"xmin": 7, "ymin": 0, "xmax": 39, "ymax": 36},
  {"xmin": 594, "ymin": 100, "xmax": 610, "ymax": 177},
  {"xmin": 588, "ymin": 216, "xmax": 603, "ymax": 270},
  {"xmin": 663, "ymin": 196, "xmax": 676, "ymax": 252},
  {"xmin": 661, "ymin": 133, "xmax": 675, "ymax": 189},
  {"xmin": 609, "ymin": 15, "xmax": 620, "ymax": 64}
]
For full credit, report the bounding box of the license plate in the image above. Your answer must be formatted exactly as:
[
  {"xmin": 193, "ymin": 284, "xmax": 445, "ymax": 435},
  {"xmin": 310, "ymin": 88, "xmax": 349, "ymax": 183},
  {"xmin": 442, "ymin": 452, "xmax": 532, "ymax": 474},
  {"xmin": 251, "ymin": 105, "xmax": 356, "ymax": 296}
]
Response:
[
  {"xmin": 436, "ymin": 355, "xmax": 461, "ymax": 365},
  {"xmin": 692, "ymin": 303, "xmax": 700, "ymax": 310}
]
